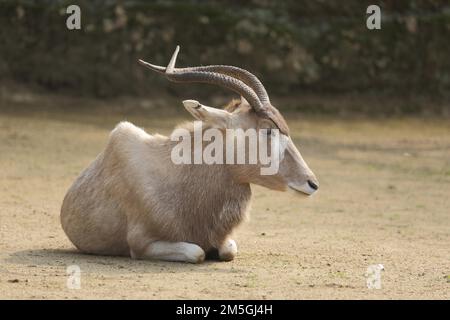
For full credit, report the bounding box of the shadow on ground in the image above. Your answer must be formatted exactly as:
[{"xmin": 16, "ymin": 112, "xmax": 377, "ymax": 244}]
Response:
[{"xmin": 5, "ymin": 248, "xmax": 237, "ymax": 275}]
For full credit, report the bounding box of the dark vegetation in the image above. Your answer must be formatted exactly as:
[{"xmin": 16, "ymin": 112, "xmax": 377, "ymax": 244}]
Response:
[{"xmin": 0, "ymin": 0, "xmax": 449, "ymax": 114}]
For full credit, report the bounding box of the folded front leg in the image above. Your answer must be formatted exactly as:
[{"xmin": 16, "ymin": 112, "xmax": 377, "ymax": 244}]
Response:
[{"xmin": 131, "ymin": 240, "xmax": 205, "ymax": 264}]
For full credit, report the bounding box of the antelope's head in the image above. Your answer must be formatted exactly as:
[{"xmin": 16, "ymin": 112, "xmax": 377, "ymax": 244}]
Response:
[{"xmin": 139, "ymin": 46, "xmax": 319, "ymax": 196}]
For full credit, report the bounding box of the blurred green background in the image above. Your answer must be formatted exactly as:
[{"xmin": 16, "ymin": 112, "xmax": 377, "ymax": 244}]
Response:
[{"xmin": 0, "ymin": 0, "xmax": 449, "ymax": 114}]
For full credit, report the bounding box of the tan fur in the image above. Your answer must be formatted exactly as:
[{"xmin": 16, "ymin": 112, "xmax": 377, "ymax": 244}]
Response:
[{"xmin": 60, "ymin": 99, "xmax": 318, "ymax": 261}]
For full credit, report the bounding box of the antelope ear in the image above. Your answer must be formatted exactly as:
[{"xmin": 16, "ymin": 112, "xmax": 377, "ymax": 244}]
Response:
[
  {"xmin": 183, "ymin": 100, "xmax": 232, "ymax": 128},
  {"xmin": 240, "ymin": 96, "xmax": 250, "ymax": 107}
]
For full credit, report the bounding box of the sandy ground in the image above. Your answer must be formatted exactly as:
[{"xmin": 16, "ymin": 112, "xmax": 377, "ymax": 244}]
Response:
[{"xmin": 0, "ymin": 101, "xmax": 449, "ymax": 299}]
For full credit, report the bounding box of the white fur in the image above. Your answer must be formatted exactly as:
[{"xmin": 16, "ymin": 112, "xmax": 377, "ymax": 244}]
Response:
[
  {"xmin": 218, "ymin": 239, "xmax": 238, "ymax": 261},
  {"xmin": 288, "ymin": 182, "xmax": 317, "ymax": 196},
  {"xmin": 142, "ymin": 241, "xmax": 205, "ymax": 264}
]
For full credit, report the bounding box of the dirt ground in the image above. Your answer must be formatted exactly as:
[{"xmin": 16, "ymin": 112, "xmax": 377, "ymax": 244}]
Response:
[{"xmin": 0, "ymin": 98, "xmax": 449, "ymax": 299}]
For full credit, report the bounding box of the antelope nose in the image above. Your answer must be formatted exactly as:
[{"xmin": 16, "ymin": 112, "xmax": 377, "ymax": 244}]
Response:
[{"xmin": 307, "ymin": 180, "xmax": 319, "ymax": 191}]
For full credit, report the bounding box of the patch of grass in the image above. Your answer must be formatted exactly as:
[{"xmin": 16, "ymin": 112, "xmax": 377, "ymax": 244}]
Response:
[
  {"xmin": 388, "ymin": 213, "xmax": 401, "ymax": 221},
  {"xmin": 331, "ymin": 271, "xmax": 348, "ymax": 279}
]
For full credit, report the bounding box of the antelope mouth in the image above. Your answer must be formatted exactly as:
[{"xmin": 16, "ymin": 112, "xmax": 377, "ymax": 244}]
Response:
[{"xmin": 288, "ymin": 183, "xmax": 317, "ymax": 196}]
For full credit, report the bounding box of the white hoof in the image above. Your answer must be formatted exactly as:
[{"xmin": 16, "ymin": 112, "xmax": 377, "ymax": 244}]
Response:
[
  {"xmin": 219, "ymin": 239, "xmax": 237, "ymax": 261},
  {"xmin": 139, "ymin": 241, "xmax": 206, "ymax": 263},
  {"xmin": 184, "ymin": 244, "xmax": 206, "ymax": 264}
]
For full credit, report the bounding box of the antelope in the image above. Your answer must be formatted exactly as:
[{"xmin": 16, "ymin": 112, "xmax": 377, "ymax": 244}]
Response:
[{"xmin": 60, "ymin": 46, "xmax": 319, "ymax": 263}]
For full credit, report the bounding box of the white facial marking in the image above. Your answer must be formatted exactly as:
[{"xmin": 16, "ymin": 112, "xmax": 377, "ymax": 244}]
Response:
[
  {"xmin": 260, "ymin": 132, "xmax": 288, "ymax": 176},
  {"xmin": 278, "ymin": 134, "xmax": 290, "ymax": 160},
  {"xmin": 288, "ymin": 182, "xmax": 317, "ymax": 196}
]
